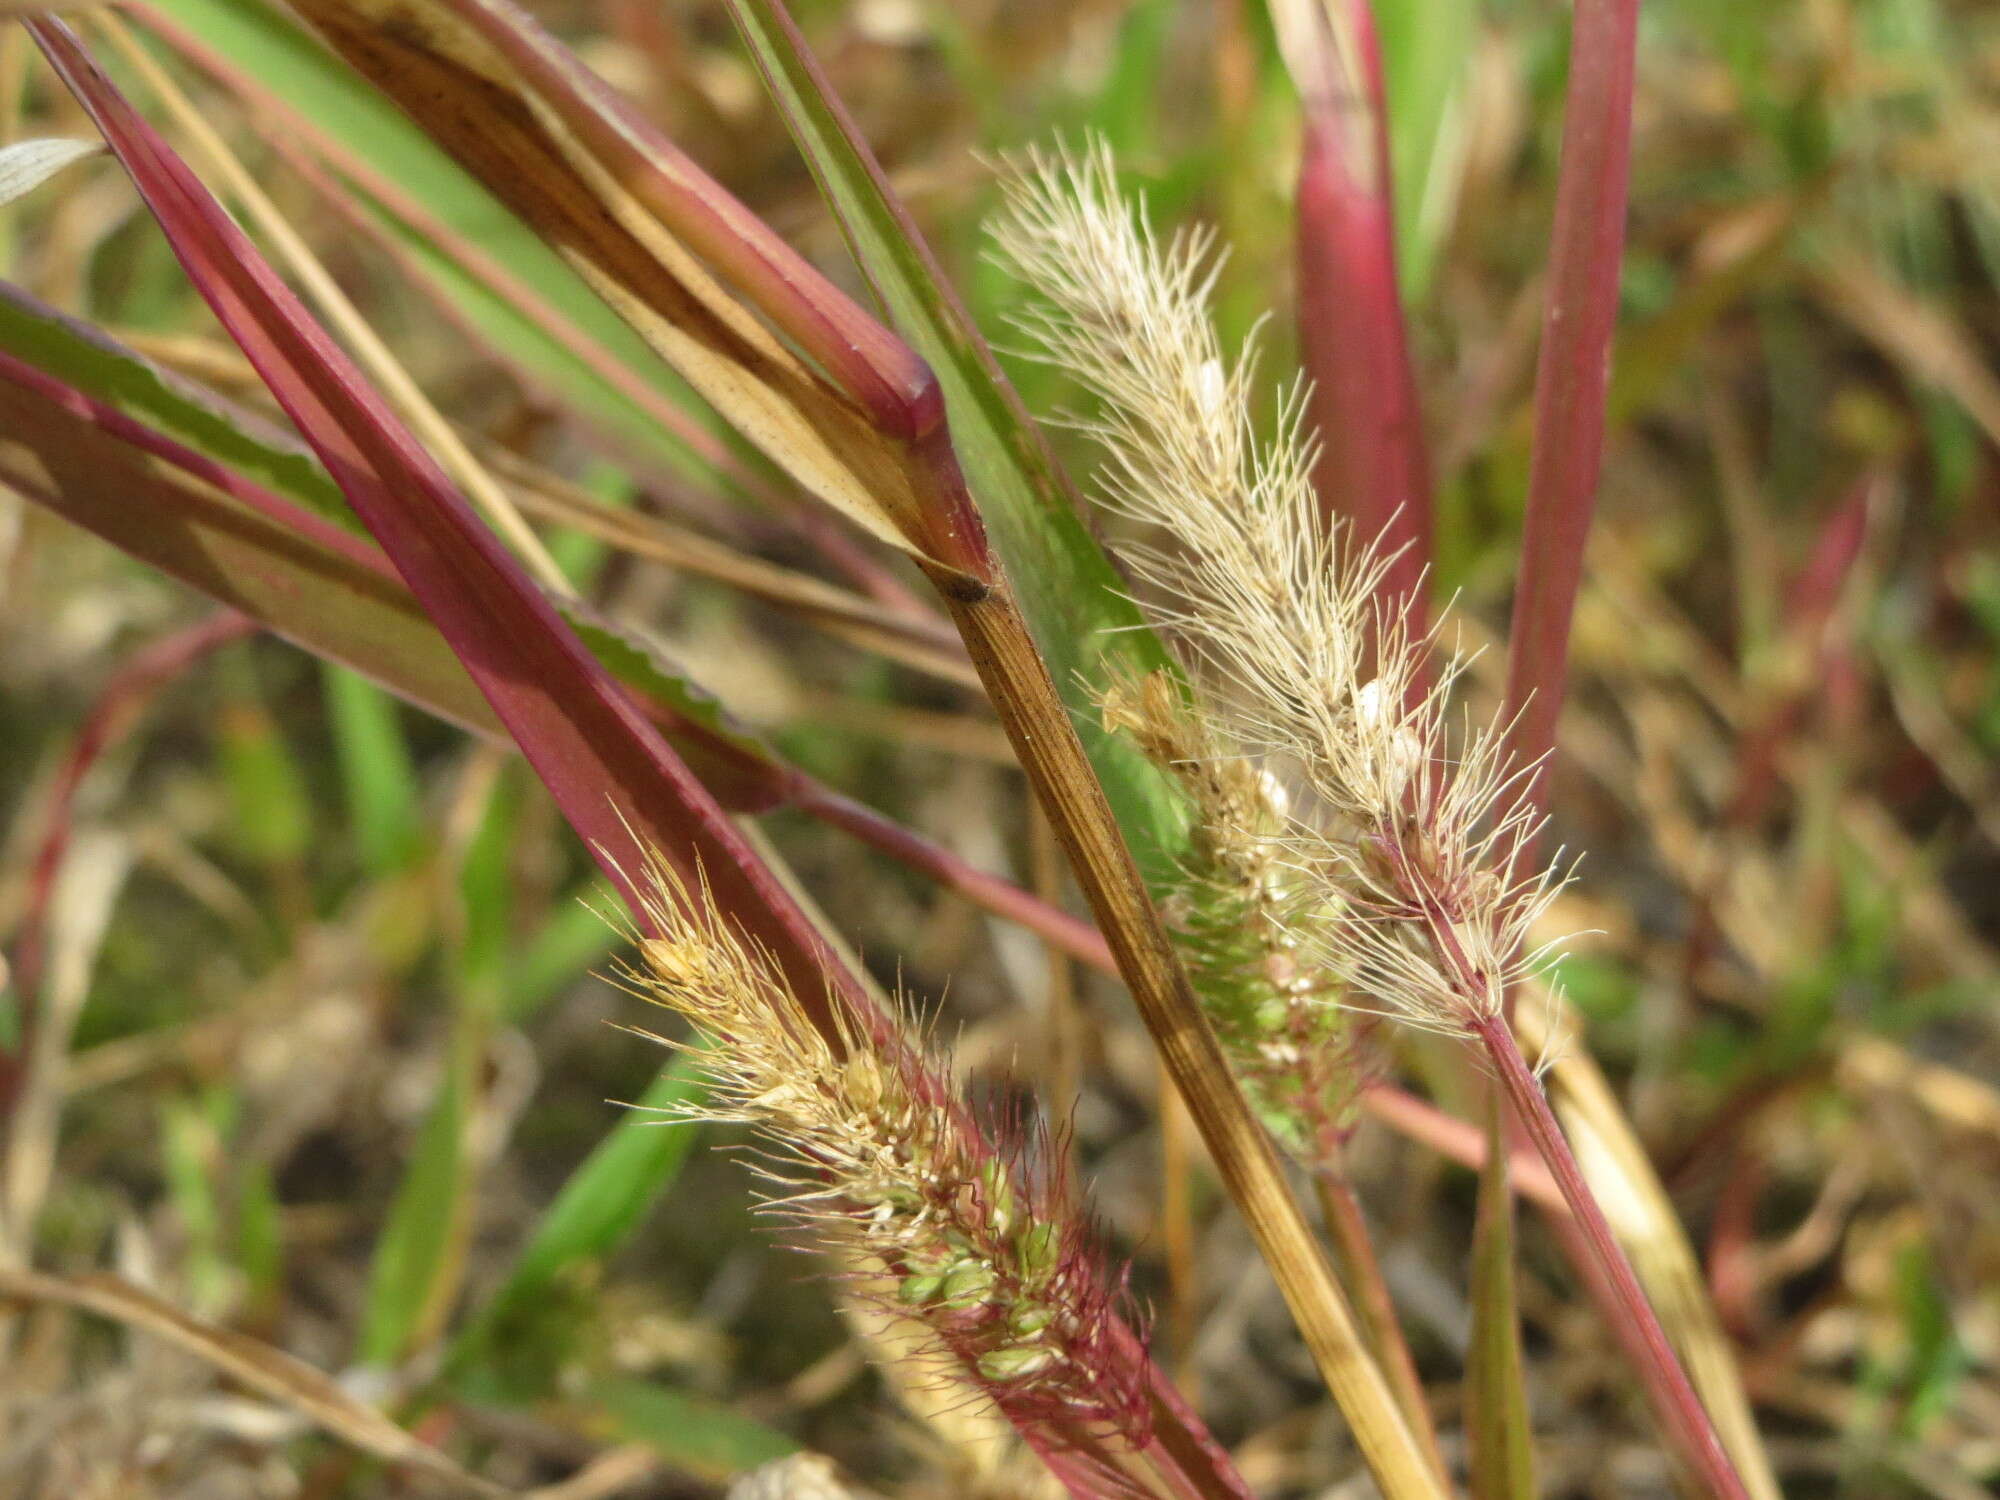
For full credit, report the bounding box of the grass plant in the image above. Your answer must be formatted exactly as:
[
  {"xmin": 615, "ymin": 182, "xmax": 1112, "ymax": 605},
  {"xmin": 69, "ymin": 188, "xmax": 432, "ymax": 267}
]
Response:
[{"xmin": 0, "ymin": 2, "xmax": 1994, "ymax": 1497}]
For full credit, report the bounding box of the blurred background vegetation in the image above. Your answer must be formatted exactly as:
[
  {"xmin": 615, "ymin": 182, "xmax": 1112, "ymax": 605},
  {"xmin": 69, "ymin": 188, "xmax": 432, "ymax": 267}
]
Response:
[{"xmin": 1, "ymin": 0, "xmax": 1997, "ymax": 1495}]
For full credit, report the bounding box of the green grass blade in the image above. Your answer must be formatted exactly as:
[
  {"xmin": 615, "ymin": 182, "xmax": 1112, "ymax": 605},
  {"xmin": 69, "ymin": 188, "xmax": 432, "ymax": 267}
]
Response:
[
  {"xmin": 216, "ymin": 680, "xmax": 313, "ymax": 869},
  {"xmin": 454, "ymin": 767, "xmax": 522, "ymax": 1001},
  {"xmin": 447, "ymin": 1054, "xmax": 707, "ymax": 1395},
  {"xmin": 160, "ymin": 1090, "xmax": 232, "ymax": 1313},
  {"xmin": 1086, "ymin": 0, "xmax": 1175, "ymax": 158},
  {"xmin": 0, "ymin": 346, "xmax": 502, "ymax": 736},
  {"xmin": 575, "ymin": 1377, "xmax": 795, "ymax": 1478},
  {"xmin": 324, "ymin": 666, "xmax": 423, "ymax": 877},
  {"xmin": 1466, "ymin": 1093, "xmax": 1536, "ymax": 1500},
  {"xmin": 724, "ymin": 0, "xmax": 1188, "ymax": 880},
  {"xmin": 502, "ymin": 876, "xmax": 621, "ymax": 1023},
  {"xmin": 363, "ymin": 763, "xmax": 508, "ymax": 1372},
  {"xmin": 484, "ymin": 1058, "xmax": 705, "ymax": 1316},
  {"xmin": 358, "ymin": 1057, "xmax": 467, "ymax": 1366},
  {"xmin": 235, "ymin": 1157, "xmax": 285, "ymax": 1319},
  {"xmin": 1372, "ymin": 0, "xmax": 1476, "ymax": 298}
]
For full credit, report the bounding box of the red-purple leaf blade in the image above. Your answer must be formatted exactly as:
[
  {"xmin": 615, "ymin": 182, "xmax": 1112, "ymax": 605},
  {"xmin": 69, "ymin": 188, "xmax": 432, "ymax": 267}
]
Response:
[
  {"xmin": 1499, "ymin": 0, "xmax": 1639, "ymax": 860},
  {"xmin": 0, "ymin": 312, "xmax": 794, "ymax": 810},
  {"xmin": 1280, "ymin": 0, "xmax": 1434, "ymax": 632},
  {"xmin": 29, "ymin": 15, "xmax": 843, "ymax": 1015},
  {"xmin": 0, "ymin": 341, "xmax": 500, "ymax": 733}
]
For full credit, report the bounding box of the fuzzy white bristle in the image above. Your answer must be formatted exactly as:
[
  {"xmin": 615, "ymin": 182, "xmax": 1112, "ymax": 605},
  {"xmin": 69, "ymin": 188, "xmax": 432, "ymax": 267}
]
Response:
[{"xmin": 990, "ymin": 139, "xmax": 1571, "ymax": 1039}]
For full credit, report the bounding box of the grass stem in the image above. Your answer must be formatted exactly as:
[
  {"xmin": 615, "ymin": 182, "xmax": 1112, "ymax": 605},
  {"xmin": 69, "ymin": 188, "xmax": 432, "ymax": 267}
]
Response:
[
  {"xmin": 1311, "ymin": 1164, "xmax": 1449, "ymax": 1488},
  {"xmin": 1472, "ymin": 1014, "xmax": 1750, "ymax": 1500},
  {"xmin": 1500, "ymin": 0, "xmax": 1640, "ymax": 870}
]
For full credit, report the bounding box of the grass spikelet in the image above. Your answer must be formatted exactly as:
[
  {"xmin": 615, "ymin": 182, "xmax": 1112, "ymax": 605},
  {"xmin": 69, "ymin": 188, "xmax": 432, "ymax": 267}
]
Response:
[
  {"xmin": 1101, "ymin": 669, "xmax": 1371, "ymax": 1159},
  {"xmin": 990, "ymin": 139, "xmax": 1570, "ymax": 1045},
  {"xmin": 618, "ymin": 851, "xmax": 1153, "ymax": 1454}
]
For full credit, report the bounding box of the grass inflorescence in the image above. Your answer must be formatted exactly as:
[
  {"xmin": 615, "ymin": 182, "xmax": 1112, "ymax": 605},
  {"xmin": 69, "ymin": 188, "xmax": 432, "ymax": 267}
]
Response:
[
  {"xmin": 1100, "ymin": 668, "xmax": 1372, "ymax": 1160},
  {"xmin": 992, "ymin": 140, "xmax": 1570, "ymax": 1052},
  {"xmin": 619, "ymin": 854, "xmax": 1153, "ymax": 1449},
  {"xmin": 3, "ymin": 1, "xmax": 1991, "ymax": 1496}
]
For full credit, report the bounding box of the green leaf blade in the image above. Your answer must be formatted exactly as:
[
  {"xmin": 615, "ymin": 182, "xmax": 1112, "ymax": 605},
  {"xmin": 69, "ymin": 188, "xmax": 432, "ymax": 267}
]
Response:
[
  {"xmin": 723, "ymin": 0, "xmax": 1189, "ymax": 881},
  {"xmin": 324, "ymin": 666, "xmax": 424, "ymax": 877},
  {"xmin": 1466, "ymin": 1095, "xmax": 1537, "ymax": 1500},
  {"xmin": 359, "ymin": 1062, "xmax": 467, "ymax": 1367},
  {"xmin": 447, "ymin": 1054, "xmax": 707, "ymax": 1399}
]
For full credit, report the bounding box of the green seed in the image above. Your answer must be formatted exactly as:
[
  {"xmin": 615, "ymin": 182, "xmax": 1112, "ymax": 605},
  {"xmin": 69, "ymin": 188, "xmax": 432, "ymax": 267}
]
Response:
[
  {"xmin": 898, "ymin": 1272, "xmax": 944, "ymax": 1305},
  {"xmin": 850, "ymin": 1178, "xmax": 923, "ymax": 1211},
  {"xmin": 977, "ymin": 1345, "xmax": 1057, "ymax": 1382},
  {"xmin": 1008, "ymin": 1304, "xmax": 1054, "ymax": 1336},
  {"xmin": 1017, "ymin": 1223, "xmax": 1061, "ymax": 1281},
  {"xmin": 978, "ymin": 1160, "xmax": 1017, "ymax": 1235},
  {"xmin": 939, "ymin": 1261, "xmax": 996, "ymax": 1307}
]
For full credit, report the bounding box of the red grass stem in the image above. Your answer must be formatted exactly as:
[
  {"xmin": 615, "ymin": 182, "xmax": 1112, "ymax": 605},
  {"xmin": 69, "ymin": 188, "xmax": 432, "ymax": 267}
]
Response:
[
  {"xmin": 1472, "ymin": 1013, "xmax": 1750, "ymax": 1500},
  {"xmin": 1291, "ymin": 0, "xmax": 1432, "ymax": 633},
  {"xmin": 791, "ymin": 780, "xmax": 1112, "ymax": 969},
  {"xmin": 1357, "ymin": 1080, "xmax": 1565, "ymax": 1213}
]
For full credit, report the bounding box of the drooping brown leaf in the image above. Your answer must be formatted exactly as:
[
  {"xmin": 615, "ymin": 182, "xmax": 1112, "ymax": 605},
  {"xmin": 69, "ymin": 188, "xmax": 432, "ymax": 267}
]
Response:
[{"xmin": 276, "ymin": 0, "xmax": 985, "ymax": 583}]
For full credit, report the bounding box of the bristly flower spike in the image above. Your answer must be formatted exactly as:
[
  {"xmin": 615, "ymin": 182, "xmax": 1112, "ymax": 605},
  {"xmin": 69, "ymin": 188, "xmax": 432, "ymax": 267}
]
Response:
[
  {"xmin": 989, "ymin": 139, "xmax": 1573, "ymax": 1048},
  {"xmin": 617, "ymin": 849, "xmax": 1152, "ymax": 1461},
  {"xmin": 1100, "ymin": 668, "xmax": 1377, "ymax": 1158},
  {"xmin": 992, "ymin": 138, "xmax": 1755, "ymax": 1500}
]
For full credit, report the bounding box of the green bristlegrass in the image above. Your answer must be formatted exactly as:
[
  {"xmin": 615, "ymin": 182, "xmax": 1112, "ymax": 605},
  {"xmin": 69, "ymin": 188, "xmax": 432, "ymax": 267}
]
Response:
[
  {"xmin": 1102, "ymin": 673, "xmax": 1359, "ymax": 1157},
  {"xmin": 20, "ymin": 1, "xmax": 1981, "ymax": 1496}
]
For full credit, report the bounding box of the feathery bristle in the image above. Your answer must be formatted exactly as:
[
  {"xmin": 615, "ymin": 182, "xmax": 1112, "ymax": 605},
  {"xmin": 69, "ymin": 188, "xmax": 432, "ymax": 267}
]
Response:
[
  {"xmin": 618, "ymin": 850, "xmax": 1151, "ymax": 1449},
  {"xmin": 990, "ymin": 139, "xmax": 1571, "ymax": 1044}
]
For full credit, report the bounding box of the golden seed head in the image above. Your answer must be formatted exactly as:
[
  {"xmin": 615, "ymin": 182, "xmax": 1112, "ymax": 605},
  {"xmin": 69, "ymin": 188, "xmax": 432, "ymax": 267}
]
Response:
[
  {"xmin": 991, "ymin": 139, "xmax": 1574, "ymax": 1043},
  {"xmin": 618, "ymin": 845, "xmax": 1151, "ymax": 1443}
]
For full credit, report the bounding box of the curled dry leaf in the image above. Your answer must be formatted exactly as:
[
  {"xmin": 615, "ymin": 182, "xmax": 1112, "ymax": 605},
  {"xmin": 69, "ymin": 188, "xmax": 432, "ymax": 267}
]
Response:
[{"xmin": 0, "ymin": 137, "xmax": 103, "ymax": 205}]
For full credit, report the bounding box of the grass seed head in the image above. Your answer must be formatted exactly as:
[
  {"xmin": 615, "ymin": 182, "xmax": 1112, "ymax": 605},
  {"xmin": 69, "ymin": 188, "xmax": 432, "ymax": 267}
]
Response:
[
  {"xmin": 992, "ymin": 140, "xmax": 1573, "ymax": 1044},
  {"xmin": 1101, "ymin": 668, "xmax": 1374, "ymax": 1155},
  {"xmin": 620, "ymin": 849, "xmax": 1151, "ymax": 1447}
]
